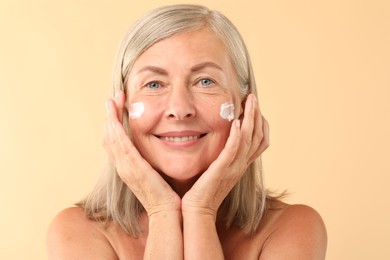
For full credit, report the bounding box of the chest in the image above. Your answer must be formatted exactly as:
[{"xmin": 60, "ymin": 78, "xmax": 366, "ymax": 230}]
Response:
[
  {"xmin": 106, "ymin": 225, "xmax": 267, "ymax": 259},
  {"xmin": 219, "ymin": 228, "xmax": 266, "ymax": 260}
]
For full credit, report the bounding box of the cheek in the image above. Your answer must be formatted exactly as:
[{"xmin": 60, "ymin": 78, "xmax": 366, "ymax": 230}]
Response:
[
  {"xmin": 128, "ymin": 99, "xmax": 164, "ymax": 140},
  {"xmin": 128, "ymin": 96, "xmax": 236, "ymax": 132},
  {"xmin": 199, "ymin": 104, "xmax": 232, "ymax": 160},
  {"xmin": 198, "ymin": 101, "xmax": 232, "ymax": 135}
]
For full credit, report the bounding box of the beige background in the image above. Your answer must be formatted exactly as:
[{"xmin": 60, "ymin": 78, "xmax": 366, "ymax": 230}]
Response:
[{"xmin": 1, "ymin": 0, "xmax": 389, "ymax": 259}]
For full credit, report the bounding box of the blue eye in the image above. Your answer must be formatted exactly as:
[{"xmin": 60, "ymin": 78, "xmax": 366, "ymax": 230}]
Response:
[
  {"xmin": 146, "ymin": 81, "xmax": 161, "ymax": 89},
  {"xmin": 199, "ymin": 78, "xmax": 214, "ymax": 86}
]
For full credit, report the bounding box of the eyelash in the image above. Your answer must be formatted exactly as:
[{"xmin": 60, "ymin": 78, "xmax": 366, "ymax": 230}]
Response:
[
  {"xmin": 142, "ymin": 78, "xmax": 215, "ymax": 90},
  {"xmin": 197, "ymin": 78, "xmax": 215, "ymax": 87},
  {"xmin": 144, "ymin": 81, "xmax": 163, "ymax": 90}
]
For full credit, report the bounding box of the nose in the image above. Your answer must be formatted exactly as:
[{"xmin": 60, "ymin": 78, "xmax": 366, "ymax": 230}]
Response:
[{"xmin": 165, "ymin": 86, "xmax": 196, "ymax": 120}]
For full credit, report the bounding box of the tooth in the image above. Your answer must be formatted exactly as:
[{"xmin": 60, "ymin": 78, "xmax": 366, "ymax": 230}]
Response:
[{"xmin": 160, "ymin": 135, "xmax": 203, "ymax": 142}]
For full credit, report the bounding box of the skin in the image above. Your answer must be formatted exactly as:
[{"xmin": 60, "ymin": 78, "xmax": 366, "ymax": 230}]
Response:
[
  {"xmin": 124, "ymin": 29, "xmax": 244, "ymax": 195},
  {"xmin": 46, "ymin": 29, "xmax": 327, "ymax": 259}
]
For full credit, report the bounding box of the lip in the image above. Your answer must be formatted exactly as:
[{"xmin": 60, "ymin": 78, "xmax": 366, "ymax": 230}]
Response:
[{"xmin": 153, "ymin": 131, "xmax": 207, "ymax": 147}]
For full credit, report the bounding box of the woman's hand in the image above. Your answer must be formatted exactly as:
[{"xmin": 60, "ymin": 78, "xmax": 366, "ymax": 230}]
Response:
[
  {"xmin": 181, "ymin": 94, "xmax": 269, "ymax": 219},
  {"xmin": 103, "ymin": 91, "xmax": 181, "ymax": 217}
]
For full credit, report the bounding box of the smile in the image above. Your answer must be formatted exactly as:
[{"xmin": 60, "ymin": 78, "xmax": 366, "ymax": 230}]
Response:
[{"xmin": 157, "ymin": 134, "xmax": 206, "ymax": 143}]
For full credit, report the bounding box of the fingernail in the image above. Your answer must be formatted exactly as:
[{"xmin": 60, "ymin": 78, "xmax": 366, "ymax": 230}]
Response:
[{"xmin": 114, "ymin": 91, "xmax": 120, "ymax": 99}]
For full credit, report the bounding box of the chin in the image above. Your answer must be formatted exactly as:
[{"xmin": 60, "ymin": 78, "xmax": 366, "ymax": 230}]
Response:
[{"xmin": 159, "ymin": 164, "xmax": 206, "ymax": 182}]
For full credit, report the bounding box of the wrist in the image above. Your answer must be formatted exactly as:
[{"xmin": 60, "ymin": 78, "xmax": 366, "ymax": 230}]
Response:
[
  {"xmin": 145, "ymin": 193, "xmax": 182, "ymax": 217},
  {"xmin": 148, "ymin": 209, "xmax": 183, "ymax": 227},
  {"xmin": 148, "ymin": 207, "xmax": 182, "ymax": 219},
  {"xmin": 181, "ymin": 205, "xmax": 217, "ymax": 222}
]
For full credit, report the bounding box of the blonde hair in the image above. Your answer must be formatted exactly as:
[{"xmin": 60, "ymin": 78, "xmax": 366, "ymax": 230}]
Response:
[{"xmin": 79, "ymin": 4, "xmax": 271, "ymax": 236}]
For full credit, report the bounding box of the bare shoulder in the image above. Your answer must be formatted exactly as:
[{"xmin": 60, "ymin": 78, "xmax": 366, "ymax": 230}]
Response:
[
  {"xmin": 259, "ymin": 202, "xmax": 327, "ymax": 260},
  {"xmin": 46, "ymin": 207, "xmax": 118, "ymax": 260}
]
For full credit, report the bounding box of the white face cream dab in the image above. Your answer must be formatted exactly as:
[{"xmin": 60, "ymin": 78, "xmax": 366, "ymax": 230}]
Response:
[
  {"xmin": 220, "ymin": 102, "xmax": 234, "ymax": 122},
  {"xmin": 128, "ymin": 102, "xmax": 144, "ymax": 119}
]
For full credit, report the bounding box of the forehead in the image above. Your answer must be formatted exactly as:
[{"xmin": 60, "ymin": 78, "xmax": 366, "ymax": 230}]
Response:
[
  {"xmin": 126, "ymin": 28, "xmax": 241, "ymax": 98},
  {"xmin": 132, "ymin": 28, "xmax": 232, "ymax": 70}
]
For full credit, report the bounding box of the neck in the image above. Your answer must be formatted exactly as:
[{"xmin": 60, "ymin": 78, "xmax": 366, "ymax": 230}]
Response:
[{"xmin": 162, "ymin": 173, "xmax": 200, "ymax": 198}]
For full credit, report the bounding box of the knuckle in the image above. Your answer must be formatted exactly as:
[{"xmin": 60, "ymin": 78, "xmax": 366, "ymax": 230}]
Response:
[
  {"xmin": 109, "ymin": 137, "xmax": 116, "ymax": 146},
  {"xmin": 123, "ymin": 145, "xmax": 131, "ymax": 156},
  {"xmin": 258, "ymin": 131, "xmax": 264, "ymax": 140},
  {"xmin": 253, "ymin": 131, "xmax": 264, "ymax": 143},
  {"xmin": 265, "ymin": 138, "xmax": 270, "ymax": 148},
  {"xmin": 245, "ymin": 137, "xmax": 252, "ymax": 146},
  {"xmin": 250, "ymin": 149, "xmax": 262, "ymax": 161}
]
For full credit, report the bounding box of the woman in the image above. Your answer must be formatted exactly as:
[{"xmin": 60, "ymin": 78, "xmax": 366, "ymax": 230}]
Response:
[{"xmin": 47, "ymin": 4, "xmax": 327, "ymax": 259}]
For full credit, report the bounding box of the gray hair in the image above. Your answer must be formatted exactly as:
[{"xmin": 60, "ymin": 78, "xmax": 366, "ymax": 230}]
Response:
[{"xmin": 79, "ymin": 4, "xmax": 269, "ymax": 236}]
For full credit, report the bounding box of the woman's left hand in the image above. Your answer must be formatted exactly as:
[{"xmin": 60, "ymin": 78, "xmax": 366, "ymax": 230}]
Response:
[{"xmin": 182, "ymin": 94, "xmax": 269, "ymax": 219}]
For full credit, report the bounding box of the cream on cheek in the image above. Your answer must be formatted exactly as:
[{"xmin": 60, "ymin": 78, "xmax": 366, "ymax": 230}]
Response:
[
  {"xmin": 127, "ymin": 99, "xmax": 165, "ymax": 134},
  {"xmin": 128, "ymin": 102, "xmax": 145, "ymax": 119},
  {"xmin": 197, "ymin": 100, "xmax": 232, "ymax": 142},
  {"xmin": 220, "ymin": 102, "xmax": 235, "ymax": 122},
  {"xmin": 127, "ymin": 100, "xmax": 163, "ymax": 157}
]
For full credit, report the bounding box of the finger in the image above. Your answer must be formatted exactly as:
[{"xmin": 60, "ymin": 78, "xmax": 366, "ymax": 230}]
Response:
[
  {"xmin": 205, "ymin": 119, "xmax": 241, "ymax": 177},
  {"xmin": 109, "ymin": 119, "xmax": 175, "ymax": 205},
  {"xmin": 237, "ymin": 94, "xmax": 256, "ymax": 158},
  {"xmin": 102, "ymin": 119, "xmax": 115, "ymax": 162},
  {"xmin": 248, "ymin": 116, "xmax": 270, "ymax": 163},
  {"xmin": 109, "ymin": 120, "xmax": 143, "ymax": 186},
  {"xmin": 190, "ymin": 119, "xmax": 241, "ymax": 200},
  {"xmin": 106, "ymin": 98, "xmax": 119, "ymax": 121},
  {"xmin": 110, "ymin": 120, "xmax": 143, "ymax": 171},
  {"xmin": 104, "ymin": 99, "xmax": 125, "ymax": 165},
  {"xmin": 103, "ymin": 99, "xmax": 120, "ymax": 161},
  {"xmin": 110, "ymin": 119, "xmax": 162, "ymax": 184},
  {"xmin": 247, "ymin": 95, "xmax": 264, "ymax": 158},
  {"xmin": 114, "ymin": 91, "xmax": 126, "ymax": 124}
]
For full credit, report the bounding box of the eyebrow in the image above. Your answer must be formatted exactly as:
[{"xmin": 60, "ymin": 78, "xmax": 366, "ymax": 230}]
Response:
[
  {"xmin": 136, "ymin": 66, "xmax": 168, "ymax": 76},
  {"xmin": 135, "ymin": 61, "xmax": 224, "ymax": 76},
  {"xmin": 190, "ymin": 61, "xmax": 223, "ymax": 72}
]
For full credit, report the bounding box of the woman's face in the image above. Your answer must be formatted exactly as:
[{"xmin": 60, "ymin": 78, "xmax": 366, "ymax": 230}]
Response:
[{"xmin": 126, "ymin": 28, "xmax": 242, "ymax": 183}]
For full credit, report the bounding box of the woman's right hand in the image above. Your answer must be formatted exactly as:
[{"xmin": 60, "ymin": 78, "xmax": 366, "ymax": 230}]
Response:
[{"xmin": 103, "ymin": 91, "xmax": 181, "ymax": 217}]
